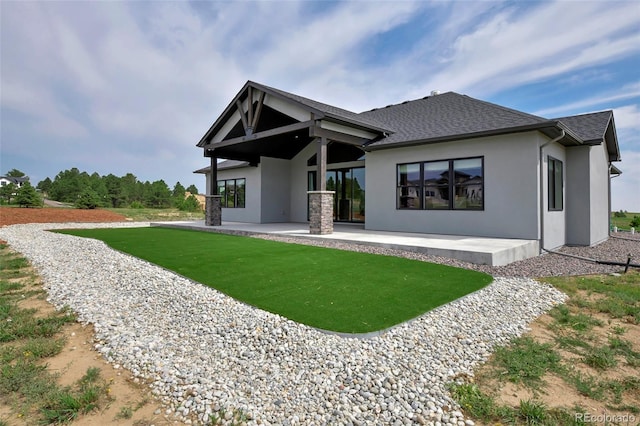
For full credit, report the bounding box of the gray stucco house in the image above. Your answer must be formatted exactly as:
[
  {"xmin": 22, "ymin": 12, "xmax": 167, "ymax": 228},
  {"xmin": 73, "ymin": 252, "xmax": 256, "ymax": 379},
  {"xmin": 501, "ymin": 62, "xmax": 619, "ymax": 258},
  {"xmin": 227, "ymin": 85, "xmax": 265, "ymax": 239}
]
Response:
[{"xmin": 195, "ymin": 81, "xmax": 621, "ymax": 252}]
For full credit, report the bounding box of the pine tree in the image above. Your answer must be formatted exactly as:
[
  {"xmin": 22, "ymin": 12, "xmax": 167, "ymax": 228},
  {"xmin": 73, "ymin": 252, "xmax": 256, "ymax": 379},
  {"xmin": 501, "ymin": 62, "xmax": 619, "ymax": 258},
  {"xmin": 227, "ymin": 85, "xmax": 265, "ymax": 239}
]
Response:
[
  {"xmin": 0, "ymin": 182, "xmax": 17, "ymax": 204},
  {"xmin": 15, "ymin": 182, "xmax": 42, "ymax": 207},
  {"xmin": 75, "ymin": 188, "xmax": 102, "ymax": 209}
]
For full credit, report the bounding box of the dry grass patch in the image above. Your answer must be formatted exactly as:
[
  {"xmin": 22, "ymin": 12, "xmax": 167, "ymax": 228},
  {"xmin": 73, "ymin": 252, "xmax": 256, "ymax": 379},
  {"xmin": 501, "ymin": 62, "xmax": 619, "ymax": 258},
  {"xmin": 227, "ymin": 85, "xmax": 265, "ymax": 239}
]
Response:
[
  {"xmin": 451, "ymin": 271, "xmax": 640, "ymax": 426},
  {"xmin": 0, "ymin": 242, "xmax": 169, "ymax": 425}
]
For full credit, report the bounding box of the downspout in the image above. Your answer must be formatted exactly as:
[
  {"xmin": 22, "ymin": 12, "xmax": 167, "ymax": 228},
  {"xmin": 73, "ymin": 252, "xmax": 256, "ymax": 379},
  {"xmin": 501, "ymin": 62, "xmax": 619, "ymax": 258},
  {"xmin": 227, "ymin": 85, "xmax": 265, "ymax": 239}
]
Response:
[
  {"xmin": 608, "ymin": 163, "xmax": 621, "ymax": 234},
  {"xmin": 539, "ymin": 129, "xmax": 565, "ymax": 253},
  {"xmin": 608, "ymin": 163, "xmax": 612, "ymax": 235}
]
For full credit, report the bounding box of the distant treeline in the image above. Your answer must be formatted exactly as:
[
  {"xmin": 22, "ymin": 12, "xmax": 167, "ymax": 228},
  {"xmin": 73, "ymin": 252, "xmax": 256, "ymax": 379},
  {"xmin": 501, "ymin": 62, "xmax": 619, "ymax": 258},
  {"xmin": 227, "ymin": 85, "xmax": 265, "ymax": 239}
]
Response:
[{"xmin": 36, "ymin": 168, "xmax": 200, "ymax": 210}]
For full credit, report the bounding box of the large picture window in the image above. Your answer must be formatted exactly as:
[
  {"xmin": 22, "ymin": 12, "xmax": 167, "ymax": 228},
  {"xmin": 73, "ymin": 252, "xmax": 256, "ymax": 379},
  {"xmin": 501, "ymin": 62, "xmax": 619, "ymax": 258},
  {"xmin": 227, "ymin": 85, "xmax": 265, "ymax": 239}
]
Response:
[
  {"xmin": 217, "ymin": 178, "xmax": 245, "ymax": 208},
  {"xmin": 548, "ymin": 156, "xmax": 563, "ymax": 211},
  {"xmin": 397, "ymin": 157, "xmax": 483, "ymax": 210}
]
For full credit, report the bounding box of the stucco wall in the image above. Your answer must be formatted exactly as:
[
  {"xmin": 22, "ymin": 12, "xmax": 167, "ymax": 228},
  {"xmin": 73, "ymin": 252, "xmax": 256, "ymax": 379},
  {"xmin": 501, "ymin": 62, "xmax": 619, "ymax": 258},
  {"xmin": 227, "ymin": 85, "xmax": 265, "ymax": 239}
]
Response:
[
  {"xmin": 216, "ymin": 165, "xmax": 261, "ymax": 223},
  {"xmin": 542, "ymin": 142, "xmax": 567, "ymax": 250},
  {"xmin": 566, "ymin": 146, "xmax": 591, "ymax": 245},
  {"xmin": 260, "ymin": 157, "xmax": 291, "ymax": 222},
  {"xmin": 365, "ymin": 133, "xmax": 541, "ymax": 239},
  {"xmin": 290, "ymin": 143, "xmax": 317, "ymax": 222},
  {"xmin": 589, "ymin": 143, "xmax": 611, "ymax": 244},
  {"xmin": 552, "ymin": 142, "xmax": 611, "ymax": 247}
]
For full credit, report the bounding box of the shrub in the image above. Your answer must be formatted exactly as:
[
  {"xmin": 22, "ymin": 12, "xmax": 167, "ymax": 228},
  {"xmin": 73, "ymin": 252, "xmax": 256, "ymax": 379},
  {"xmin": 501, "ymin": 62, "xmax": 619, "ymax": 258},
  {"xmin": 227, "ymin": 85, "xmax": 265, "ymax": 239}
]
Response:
[
  {"xmin": 75, "ymin": 188, "xmax": 102, "ymax": 209},
  {"xmin": 15, "ymin": 182, "xmax": 42, "ymax": 208},
  {"xmin": 177, "ymin": 194, "xmax": 202, "ymax": 212},
  {"xmin": 630, "ymin": 216, "xmax": 640, "ymax": 228},
  {"xmin": 614, "ymin": 210, "xmax": 626, "ymax": 218},
  {"xmin": 129, "ymin": 201, "xmax": 144, "ymax": 209}
]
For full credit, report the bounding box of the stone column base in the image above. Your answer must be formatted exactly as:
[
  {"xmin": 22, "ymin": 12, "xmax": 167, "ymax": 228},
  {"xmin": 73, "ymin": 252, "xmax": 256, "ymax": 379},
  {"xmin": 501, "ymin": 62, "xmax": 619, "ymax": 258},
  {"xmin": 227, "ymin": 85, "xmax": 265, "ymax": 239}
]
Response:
[
  {"xmin": 205, "ymin": 195, "xmax": 222, "ymax": 226},
  {"xmin": 308, "ymin": 191, "xmax": 334, "ymax": 235}
]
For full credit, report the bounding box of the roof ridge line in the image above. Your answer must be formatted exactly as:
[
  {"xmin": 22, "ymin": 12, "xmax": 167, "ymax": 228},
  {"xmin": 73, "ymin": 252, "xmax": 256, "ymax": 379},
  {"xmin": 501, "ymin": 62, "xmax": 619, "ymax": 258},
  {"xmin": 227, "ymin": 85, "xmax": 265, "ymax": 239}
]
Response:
[{"xmin": 460, "ymin": 94, "xmax": 548, "ymax": 122}]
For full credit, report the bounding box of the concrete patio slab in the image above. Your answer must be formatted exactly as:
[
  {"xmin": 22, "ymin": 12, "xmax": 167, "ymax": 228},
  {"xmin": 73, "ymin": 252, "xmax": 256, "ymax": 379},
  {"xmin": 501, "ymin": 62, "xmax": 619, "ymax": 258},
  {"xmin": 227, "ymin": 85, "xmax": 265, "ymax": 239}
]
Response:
[{"xmin": 151, "ymin": 221, "xmax": 539, "ymax": 266}]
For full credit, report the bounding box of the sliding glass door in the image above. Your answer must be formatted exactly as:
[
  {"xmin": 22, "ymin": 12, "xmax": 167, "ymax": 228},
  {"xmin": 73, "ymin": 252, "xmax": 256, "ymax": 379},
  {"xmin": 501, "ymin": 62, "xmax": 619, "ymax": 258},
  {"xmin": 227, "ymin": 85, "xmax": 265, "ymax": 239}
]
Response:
[{"xmin": 308, "ymin": 167, "xmax": 365, "ymax": 222}]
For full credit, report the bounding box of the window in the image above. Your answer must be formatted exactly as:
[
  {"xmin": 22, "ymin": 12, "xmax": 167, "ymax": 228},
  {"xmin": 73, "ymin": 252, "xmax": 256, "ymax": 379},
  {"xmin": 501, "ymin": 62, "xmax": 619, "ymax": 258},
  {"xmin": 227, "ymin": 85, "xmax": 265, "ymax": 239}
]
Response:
[
  {"xmin": 397, "ymin": 157, "xmax": 483, "ymax": 210},
  {"xmin": 423, "ymin": 161, "xmax": 449, "ymax": 209},
  {"xmin": 397, "ymin": 163, "xmax": 421, "ymax": 209},
  {"xmin": 548, "ymin": 156, "xmax": 563, "ymax": 211},
  {"xmin": 216, "ymin": 178, "xmax": 245, "ymax": 208}
]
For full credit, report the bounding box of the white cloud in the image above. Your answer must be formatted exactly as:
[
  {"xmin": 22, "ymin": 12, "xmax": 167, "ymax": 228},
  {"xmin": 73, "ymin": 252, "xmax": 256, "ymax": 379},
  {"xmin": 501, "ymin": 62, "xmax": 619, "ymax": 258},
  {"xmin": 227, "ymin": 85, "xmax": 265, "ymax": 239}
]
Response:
[
  {"xmin": 1, "ymin": 0, "xmax": 639, "ymax": 207},
  {"xmin": 613, "ymin": 105, "xmax": 640, "ymax": 132},
  {"xmin": 534, "ymin": 82, "xmax": 640, "ymax": 117},
  {"xmin": 414, "ymin": 1, "xmax": 640, "ymax": 97}
]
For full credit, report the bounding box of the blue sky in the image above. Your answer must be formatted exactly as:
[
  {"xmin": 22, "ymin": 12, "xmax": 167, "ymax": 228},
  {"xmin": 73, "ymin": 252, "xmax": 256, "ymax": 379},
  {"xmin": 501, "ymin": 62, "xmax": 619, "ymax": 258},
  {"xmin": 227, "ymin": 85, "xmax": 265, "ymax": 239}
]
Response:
[{"xmin": 1, "ymin": 0, "xmax": 639, "ymax": 211}]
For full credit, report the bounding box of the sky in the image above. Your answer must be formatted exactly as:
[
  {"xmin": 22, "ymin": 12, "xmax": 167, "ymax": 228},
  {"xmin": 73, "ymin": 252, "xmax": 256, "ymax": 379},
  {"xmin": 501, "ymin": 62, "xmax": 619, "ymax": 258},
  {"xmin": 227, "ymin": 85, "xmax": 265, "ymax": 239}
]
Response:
[{"xmin": 1, "ymin": 0, "xmax": 639, "ymax": 211}]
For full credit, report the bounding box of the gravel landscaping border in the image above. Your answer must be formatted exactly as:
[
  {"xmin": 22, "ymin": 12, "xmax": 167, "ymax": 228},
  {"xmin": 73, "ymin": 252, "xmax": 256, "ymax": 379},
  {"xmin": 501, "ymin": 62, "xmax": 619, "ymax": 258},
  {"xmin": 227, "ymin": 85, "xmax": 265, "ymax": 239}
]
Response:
[{"xmin": 1, "ymin": 222, "xmax": 636, "ymax": 425}]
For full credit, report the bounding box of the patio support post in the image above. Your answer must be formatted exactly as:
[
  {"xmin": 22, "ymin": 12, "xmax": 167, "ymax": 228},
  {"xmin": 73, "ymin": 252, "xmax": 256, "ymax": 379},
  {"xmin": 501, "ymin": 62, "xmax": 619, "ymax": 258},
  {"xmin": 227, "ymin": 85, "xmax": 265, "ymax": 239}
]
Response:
[
  {"xmin": 308, "ymin": 136, "xmax": 334, "ymax": 234},
  {"xmin": 205, "ymin": 155, "xmax": 222, "ymax": 226},
  {"xmin": 318, "ymin": 136, "xmax": 327, "ymax": 191}
]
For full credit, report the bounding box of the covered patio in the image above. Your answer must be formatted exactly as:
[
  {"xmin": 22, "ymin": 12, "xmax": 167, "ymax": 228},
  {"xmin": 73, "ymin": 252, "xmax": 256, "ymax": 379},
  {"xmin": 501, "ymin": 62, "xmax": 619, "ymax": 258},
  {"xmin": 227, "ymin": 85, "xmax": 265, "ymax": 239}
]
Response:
[
  {"xmin": 197, "ymin": 81, "xmax": 389, "ymax": 235},
  {"xmin": 151, "ymin": 221, "xmax": 538, "ymax": 266}
]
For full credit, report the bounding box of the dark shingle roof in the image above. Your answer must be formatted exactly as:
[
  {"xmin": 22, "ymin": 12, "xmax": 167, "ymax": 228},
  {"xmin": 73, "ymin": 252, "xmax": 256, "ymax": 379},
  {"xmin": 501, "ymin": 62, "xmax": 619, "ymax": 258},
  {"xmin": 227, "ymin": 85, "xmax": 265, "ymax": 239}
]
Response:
[
  {"xmin": 193, "ymin": 160, "xmax": 250, "ymax": 174},
  {"xmin": 554, "ymin": 111, "xmax": 612, "ymax": 144},
  {"xmin": 359, "ymin": 92, "xmax": 550, "ymax": 148},
  {"xmin": 256, "ymin": 82, "xmax": 393, "ymax": 132},
  {"xmin": 0, "ymin": 176, "xmax": 29, "ymax": 184},
  {"xmin": 199, "ymin": 81, "xmax": 619, "ymax": 162}
]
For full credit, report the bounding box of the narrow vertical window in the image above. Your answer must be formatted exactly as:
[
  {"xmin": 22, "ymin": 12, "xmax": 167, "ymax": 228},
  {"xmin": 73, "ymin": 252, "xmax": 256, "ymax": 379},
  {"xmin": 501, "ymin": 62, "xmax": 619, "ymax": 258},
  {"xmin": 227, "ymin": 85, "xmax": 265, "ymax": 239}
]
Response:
[
  {"xmin": 453, "ymin": 158, "xmax": 483, "ymax": 210},
  {"xmin": 236, "ymin": 179, "xmax": 246, "ymax": 208},
  {"xmin": 424, "ymin": 161, "xmax": 450, "ymax": 209},
  {"xmin": 397, "ymin": 163, "xmax": 421, "ymax": 209},
  {"xmin": 225, "ymin": 180, "xmax": 235, "ymax": 208},
  {"xmin": 548, "ymin": 156, "xmax": 563, "ymax": 211},
  {"xmin": 217, "ymin": 180, "xmax": 226, "ymax": 206}
]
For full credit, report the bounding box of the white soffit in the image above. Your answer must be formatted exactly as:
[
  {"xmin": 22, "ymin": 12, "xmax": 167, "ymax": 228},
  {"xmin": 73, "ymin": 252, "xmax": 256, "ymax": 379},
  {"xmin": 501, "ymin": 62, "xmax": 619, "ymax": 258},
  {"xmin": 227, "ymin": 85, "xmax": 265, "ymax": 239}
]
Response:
[
  {"xmin": 212, "ymin": 110, "xmax": 241, "ymax": 143},
  {"xmin": 321, "ymin": 120, "xmax": 379, "ymax": 139},
  {"xmin": 264, "ymin": 94, "xmax": 311, "ymax": 122}
]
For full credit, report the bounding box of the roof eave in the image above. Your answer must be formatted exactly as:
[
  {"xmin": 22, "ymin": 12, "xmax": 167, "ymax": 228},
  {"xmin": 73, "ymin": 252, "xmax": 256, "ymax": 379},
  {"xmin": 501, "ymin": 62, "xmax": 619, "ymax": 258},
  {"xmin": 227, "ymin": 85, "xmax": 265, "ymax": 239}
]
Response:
[
  {"xmin": 323, "ymin": 113, "xmax": 394, "ymax": 135},
  {"xmin": 365, "ymin": 122, "xmax": 571, "ymax": 151},
  {"xmin": 605, "ymin": 114, "xmax": 621, "ymax": 162}
]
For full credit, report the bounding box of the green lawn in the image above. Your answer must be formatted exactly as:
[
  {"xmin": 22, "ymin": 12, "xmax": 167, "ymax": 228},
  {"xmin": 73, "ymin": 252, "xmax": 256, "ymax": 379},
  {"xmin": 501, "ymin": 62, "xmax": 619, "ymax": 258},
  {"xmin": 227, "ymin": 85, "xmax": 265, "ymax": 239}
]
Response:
[
  {"xmin": 58, "ymin": 227, "xmax": 492, "ymax": 333},
  {"xmin": 611, "ymin": 211, "xmax": 640, "ymax": 231},
  {"xmin": 105, "ymin": 207, "xmax": 204, "ymax": 222}
]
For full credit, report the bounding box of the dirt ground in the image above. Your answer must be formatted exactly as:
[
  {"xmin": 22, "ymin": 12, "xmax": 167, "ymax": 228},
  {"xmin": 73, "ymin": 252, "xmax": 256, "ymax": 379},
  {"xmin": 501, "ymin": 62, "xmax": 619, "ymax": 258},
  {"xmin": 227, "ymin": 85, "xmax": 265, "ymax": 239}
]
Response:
[
  {"xmin": 477, "ymin": 309, "xmax": 640, "ymax": 421},
  {"xmin": 0, "ymin": 207, "xmax": 172, "ymax": 425},
  {"xmin": 0, "ymin": 206, "xmax": 127, "ymax": 227}
]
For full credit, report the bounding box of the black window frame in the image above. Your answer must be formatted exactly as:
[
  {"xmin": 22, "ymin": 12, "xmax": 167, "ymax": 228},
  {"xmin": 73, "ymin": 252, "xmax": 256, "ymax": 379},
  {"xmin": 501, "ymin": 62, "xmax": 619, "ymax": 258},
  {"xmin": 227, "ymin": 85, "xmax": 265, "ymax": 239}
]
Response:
[
  {"xmin": 547, "ymin": 156, "xmax": 563, "ymax": 211},
  {"xmin": 396, "ymin": 156, "xmax": 484, "ymax": 211},
  {"xmin": 216, "ymin": 178, "xmax": 245, "ymax": 208}
]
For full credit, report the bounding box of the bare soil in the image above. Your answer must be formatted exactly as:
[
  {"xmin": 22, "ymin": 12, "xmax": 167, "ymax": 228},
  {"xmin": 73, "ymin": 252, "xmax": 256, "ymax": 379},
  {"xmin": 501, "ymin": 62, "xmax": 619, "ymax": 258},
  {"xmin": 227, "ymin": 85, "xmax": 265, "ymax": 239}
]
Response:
[
  {"xmin": 0, "ymin": 206, "xmax": 127, "ymax": 227},
  {"xmin": 1, "ymin": 207, "xmax": 171, "ymax": 425},
  {"xmin": 473, "ymin": 290, "xmax": 640, "ymax": 425}
]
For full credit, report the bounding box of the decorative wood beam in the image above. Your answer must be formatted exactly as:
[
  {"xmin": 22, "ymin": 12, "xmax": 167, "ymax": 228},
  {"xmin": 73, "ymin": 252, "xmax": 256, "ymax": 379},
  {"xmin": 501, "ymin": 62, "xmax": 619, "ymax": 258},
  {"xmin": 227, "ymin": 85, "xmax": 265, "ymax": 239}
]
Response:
[
  {"xmin": 309, "ymin": 126, "xmax": 369, "ymax": 146},
  {"xmin": 247, "ymin": 86, "xmax": 253, "ymax": 131},
  {"xmin": 251, "ymin": 91, "xmax": 265, "ymax": 130},
  {"xmin": 201, "ymin": 120, "xmax": 315, "ymax": 150},
  {"xmin": 210, "ymin": 156, "xmax": 218, "ymax": 195},
  {"xmin": 235, "ymin": 100, "xmax": 249, "ymax": 134}
]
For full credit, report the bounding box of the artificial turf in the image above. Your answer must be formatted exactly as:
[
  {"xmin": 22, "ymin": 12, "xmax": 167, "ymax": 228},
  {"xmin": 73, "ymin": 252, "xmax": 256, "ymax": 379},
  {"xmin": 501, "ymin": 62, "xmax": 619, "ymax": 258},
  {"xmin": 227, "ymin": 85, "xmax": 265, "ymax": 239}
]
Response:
[{"xmin": 58, "ymin": 227, "xmax": 493, "ymax": 333}]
